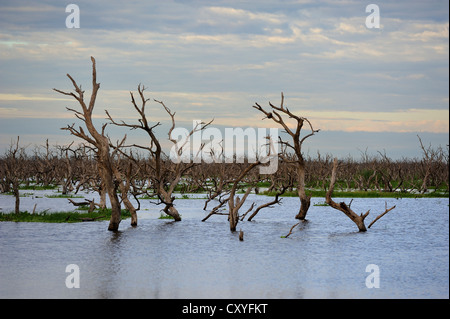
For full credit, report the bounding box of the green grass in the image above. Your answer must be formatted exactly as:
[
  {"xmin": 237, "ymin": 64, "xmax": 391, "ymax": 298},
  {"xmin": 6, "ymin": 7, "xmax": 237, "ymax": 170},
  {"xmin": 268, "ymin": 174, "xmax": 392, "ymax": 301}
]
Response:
[
  {"xmin": 157, "ymin": 212, "xmax": 183, "ymax": 219},
  {"xmin": 0, "ymin": 208, "xmax": 131, "ymax": 223},
  {"xmin": 313, "ymin": 201, "xmax": 329, "ymax": 206},
  {"xmin": 158, "ymin": 213, "xmax": 174, "ymax": 219},
  {"xmin": 44, "ymin": 194, "xmax": 84, "ymax": 198},
  {"xmin": 19, "ymin": 184, "xmax": 58, "ymax": 190}
]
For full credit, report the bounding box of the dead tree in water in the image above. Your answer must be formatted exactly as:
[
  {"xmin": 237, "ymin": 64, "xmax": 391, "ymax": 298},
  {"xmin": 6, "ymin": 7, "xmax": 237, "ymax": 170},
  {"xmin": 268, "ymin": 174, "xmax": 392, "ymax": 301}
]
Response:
[
  {"xmin": 253, "ymin": 92, "xmax": 319, "ymax": 220},
  {"xmin": 202, "ymin": 161, "xmax": 261, "ymax": 231},
  {"xmin": 3, "ymin": 137, "xmax": 26, "ymax": 214},
  {"xmin": 326, "ymin": 158, "xmax": 396, "ymax": 232},
  {"xmin": 106, "ymin": 85, "xmax": 212, "ymax": 221},
  {"xmin": 54, "ymin": 56, "xmax": 122, "ymax": 231}
]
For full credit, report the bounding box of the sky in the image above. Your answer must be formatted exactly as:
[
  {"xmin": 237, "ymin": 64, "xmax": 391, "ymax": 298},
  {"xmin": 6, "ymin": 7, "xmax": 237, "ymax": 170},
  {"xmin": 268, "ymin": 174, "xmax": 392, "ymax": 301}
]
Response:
[{"xmin": 0, "ymin": 0, "xmax": 448, "ymax": 160}]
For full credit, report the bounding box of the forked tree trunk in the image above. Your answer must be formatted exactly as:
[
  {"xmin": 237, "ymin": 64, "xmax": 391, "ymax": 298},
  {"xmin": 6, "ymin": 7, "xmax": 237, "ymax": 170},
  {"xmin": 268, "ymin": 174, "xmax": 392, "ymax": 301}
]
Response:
[
  {"xmin": 326, "ymin": 158, "xmax": 396, "ymax": 232},
  {"xmin": 326, "ymin": 158, "xmax": 369, "ymax": 232},
  {"xmin": 253, "ymin": 93, "xmax": 319, "ymax": 221},
  {"xmin": 54, "ymin": 57, "xmax": 123, "ymax": 231}
]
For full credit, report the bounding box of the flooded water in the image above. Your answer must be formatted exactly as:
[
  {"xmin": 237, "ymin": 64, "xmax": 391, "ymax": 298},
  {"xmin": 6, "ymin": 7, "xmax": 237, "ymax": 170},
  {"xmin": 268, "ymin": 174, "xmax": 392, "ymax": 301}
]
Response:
[{"xmin": 0, "ymin": 195, "xmax": 448, "ymax": 299}]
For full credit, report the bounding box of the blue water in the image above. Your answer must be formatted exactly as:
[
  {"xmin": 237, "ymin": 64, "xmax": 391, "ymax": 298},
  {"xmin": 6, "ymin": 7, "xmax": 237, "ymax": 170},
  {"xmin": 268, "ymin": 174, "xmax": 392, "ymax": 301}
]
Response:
[{"xmin": 0, "ymin": 196, "xmax": 448, "ymax": 298}]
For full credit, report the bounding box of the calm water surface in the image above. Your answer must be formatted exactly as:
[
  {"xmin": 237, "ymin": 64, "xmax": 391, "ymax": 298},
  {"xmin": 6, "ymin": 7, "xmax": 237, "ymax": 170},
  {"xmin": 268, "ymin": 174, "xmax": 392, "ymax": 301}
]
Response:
[{"xmin": 0, "ymin": 196, "xmax": 448, "ymax": 298}]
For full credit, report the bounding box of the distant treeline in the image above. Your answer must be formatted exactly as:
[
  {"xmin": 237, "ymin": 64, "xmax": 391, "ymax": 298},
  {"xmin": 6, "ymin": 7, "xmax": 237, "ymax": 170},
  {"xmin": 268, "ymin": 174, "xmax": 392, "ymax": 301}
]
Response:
[{"xmin": 1, "ymin": 138, "xmax": 448, "ymax": 197}]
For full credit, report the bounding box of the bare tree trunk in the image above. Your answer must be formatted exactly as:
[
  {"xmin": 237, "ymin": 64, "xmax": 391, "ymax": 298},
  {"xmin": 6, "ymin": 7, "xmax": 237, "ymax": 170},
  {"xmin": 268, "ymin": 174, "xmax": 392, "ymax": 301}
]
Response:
[
  {"xmin": 228, "ymin": 162, "xmax": 260, "ymax": 231},
  {"xmin": 54, "ymin": 56, "xmax": 123, "ymax": 231},
  {"xmin": 99, "ymin": 182, "xmax": 107, "ymax": 209},
  {"xmin": 98, "ymin": 150, "xmax": 122, "ymax": 231},
  {"xmin": 167, "ymin": 205, "xmax": 181, "ymax": 221},
  {"xmin": 295, "ymin": 161, "xmax": 311, "ymax": 220},
  {"xmin": 13, "ymin": 183, "xmax": 20, "ymax": 214}
]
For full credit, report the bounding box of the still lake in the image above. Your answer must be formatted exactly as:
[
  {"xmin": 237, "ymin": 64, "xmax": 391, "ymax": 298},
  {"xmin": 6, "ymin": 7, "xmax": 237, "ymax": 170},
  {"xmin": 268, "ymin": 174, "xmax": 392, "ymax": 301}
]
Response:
[{"xmin": 0, "ymin": 194, "xmax": 448, "ymax": 298}]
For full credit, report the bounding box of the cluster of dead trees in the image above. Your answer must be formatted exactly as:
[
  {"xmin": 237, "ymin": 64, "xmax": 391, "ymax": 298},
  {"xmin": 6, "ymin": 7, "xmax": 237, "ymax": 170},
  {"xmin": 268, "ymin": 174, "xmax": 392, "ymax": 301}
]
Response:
[{"xmin": 1, "ymin": 57, "xmax": 448, "ymax": 233}]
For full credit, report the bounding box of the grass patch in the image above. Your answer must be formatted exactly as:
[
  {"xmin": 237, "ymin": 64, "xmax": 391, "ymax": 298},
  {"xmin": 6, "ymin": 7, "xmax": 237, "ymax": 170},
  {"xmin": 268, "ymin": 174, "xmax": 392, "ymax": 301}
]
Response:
[
  {"xmin": 44, "ymin": 194, "xmax": 84, "ymax": 199},
  {"xmin": 19, "ymin": 184, "xmax": 58, "ymax": 190},
  {"xmin": 0, "ymin": 208, "xmax": 131, "ymax": 223},
  {"xmin": 158, "ymin": 212, "xmax": 183, "ymax": 219},
  {"xmin": 313, "ymin": 201, "xmax": 329, "ymax": 206},
  {"xmin": 158, "ymin": 213, "xmax": 175, "ymax": 219}
]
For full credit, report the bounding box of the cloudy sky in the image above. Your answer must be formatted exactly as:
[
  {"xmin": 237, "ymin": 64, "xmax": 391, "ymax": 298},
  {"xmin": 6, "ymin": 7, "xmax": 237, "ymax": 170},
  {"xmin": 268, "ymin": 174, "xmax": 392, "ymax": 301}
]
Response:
[{"xmin": 0, "ymin": 0, "xmax": 448, "ymax": 159}]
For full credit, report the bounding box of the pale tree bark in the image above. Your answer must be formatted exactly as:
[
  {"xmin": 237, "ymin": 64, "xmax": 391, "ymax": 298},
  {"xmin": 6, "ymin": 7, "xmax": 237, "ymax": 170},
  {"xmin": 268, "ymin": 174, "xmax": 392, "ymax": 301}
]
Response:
[
  {"xmin": 253, "ymin": 92, "xmax": 319, "ymax": 220},
  {"xmin": 54, "ymin": 56, "xmax": 122, "ymax": 231}
]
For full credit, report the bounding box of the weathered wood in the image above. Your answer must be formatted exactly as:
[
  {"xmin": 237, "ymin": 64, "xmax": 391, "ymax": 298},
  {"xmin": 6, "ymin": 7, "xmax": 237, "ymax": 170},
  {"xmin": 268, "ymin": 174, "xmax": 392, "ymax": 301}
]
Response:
[
  {"xmin": 326, "ymin": 158, "xmax": 396, "ymax": 232},
  {"xmin": 326, "ymin": 158, "xmax": 369, "ymax": 232},
  {"xmin": 54, "ymin": 57, "xmax": 122, "ymax": 231},
  {"xmin": 253, "ymin": 93, "xmax": 319, "ymax": 221}
]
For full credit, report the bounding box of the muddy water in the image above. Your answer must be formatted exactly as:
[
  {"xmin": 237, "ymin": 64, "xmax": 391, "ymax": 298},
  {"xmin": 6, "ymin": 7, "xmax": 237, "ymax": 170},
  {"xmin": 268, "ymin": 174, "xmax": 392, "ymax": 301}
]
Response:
[{"xmin": 0, "ymin": 196, "xmax": 448, "ymax": 298}]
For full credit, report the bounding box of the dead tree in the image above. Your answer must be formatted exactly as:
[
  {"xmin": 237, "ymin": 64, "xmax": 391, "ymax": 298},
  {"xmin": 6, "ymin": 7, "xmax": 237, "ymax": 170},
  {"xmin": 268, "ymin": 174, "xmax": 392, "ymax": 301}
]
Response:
[
  {"xmin": 3, "ymin": 137, "xmax": 26, "ymax": 214},
  {"xmin": 253, "ymin": 92, "xmax": 319, "ymax": 220},
  {"xmin": 201, "ymin": 161, "xmax": 261, "ymax": 230},
  {"xmin": 106, "ymin": 85, "xmax": 212, "ymax": 221},
  {"xmin": 326, "ymin": 158, "xmax": 396, "ymax": 232},
  {"xmin": 228, "ymin": 162, "xmax": 261, "ymax": 231},
  {"xmin": 56, "ymin": 142, "xmax": 75, "ymax": 195},
  {"xmin": 54, "ymin": 56, "xmax": 122, "ymax": 231}
]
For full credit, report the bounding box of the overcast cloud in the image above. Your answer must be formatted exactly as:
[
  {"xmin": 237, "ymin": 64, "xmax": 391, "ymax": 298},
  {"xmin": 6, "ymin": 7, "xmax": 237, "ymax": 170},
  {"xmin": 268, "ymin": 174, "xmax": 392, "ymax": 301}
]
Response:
[{"xmin": 0, "ymin": 0, "xmax": 448, "ymax": 158}]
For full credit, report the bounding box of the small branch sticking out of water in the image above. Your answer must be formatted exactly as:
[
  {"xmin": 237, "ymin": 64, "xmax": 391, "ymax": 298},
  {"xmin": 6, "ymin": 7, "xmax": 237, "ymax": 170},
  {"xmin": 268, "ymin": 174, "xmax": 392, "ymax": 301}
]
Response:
[{"xmin": 282, "ymin": 222, "xmax": 300, "ymax": 238}]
